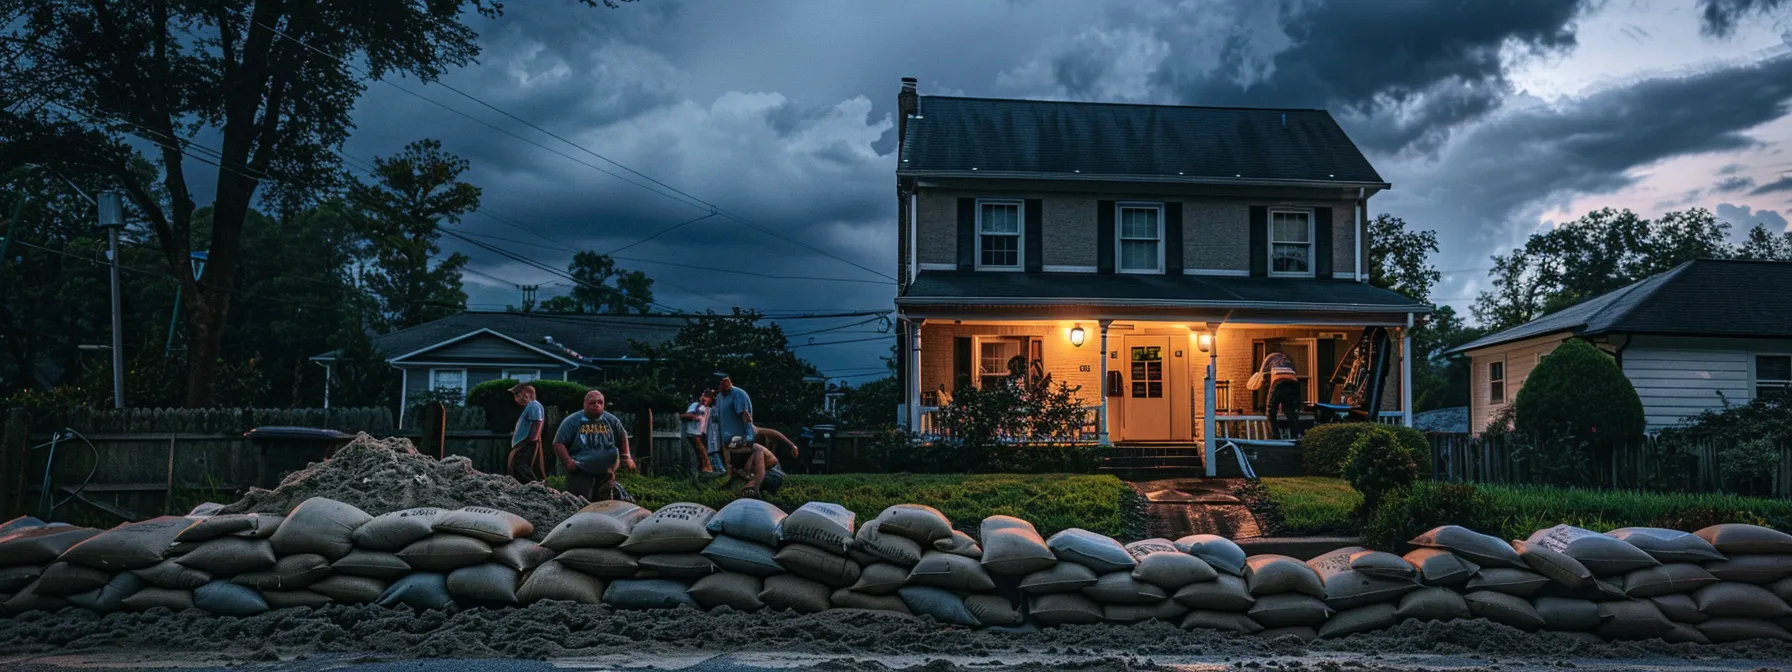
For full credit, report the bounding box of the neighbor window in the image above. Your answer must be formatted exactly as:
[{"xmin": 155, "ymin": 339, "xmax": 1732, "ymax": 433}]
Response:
[
  {"xmin": 430, "ymin": 369, "xmax": 468, "ymax": 401},
  {"xmin": 977, "ymin": 200, "xmax": 1022, "ymax": 269},
  {"xmin": 1488, "ymin": 360, "xmax": 1506, "ymax": 404},
  {"xmin": 1757, "ymin": 354, "xmax": 1791, "ymax": 399},
  {"xmin": 503, "ymin": 369, "xmax": 541, "ymax": 383},
  {"xmin": 1269, "ymin": 209, "xmax": 1313, "ymax": 276},
  {"xmin": 1117, "ymin": 203, "xmax": 1163, "ymax": 273}
]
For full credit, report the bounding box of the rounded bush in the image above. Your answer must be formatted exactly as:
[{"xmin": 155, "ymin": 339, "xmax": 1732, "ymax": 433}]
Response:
[
  {"xmin": 467, "ymin": 378, "xmax": 592, "ymax": 433},
  {"xmin": 1362, "ymin": 482, "xmax": 1503, "ymax": 551},
  {"xmin": 1342, "ymin": 426, "xmax": 1420, "ymax": 510},
  {"xmin": 1299, "ymin": 423, "xmax": 1432, "ymax": 477},
  {"xmin": 1513, "ymin": 339, "xmax": 1644, "ymax": 443}
]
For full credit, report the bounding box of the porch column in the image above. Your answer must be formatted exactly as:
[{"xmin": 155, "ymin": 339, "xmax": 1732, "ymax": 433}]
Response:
[
  {"xmin": 1097, "ymin": 320, "xmax": 1112, "ymax": 447},
  {"xmin": 907, "ymin": 319, "xmax": 924, "ymax": 432},
  {"xmin": 1401, "ymin": 314, "xmax": 1414, "ymax": 428},
  {"xmin": 1203, "ymin": 322, "xmax": 1220, "ymax": 477}
]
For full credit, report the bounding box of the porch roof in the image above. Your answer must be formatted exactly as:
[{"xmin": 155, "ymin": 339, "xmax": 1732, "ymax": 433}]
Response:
[{"xmin": 897, "ymin": 271, "xmax": 1429, "ymax": 317}]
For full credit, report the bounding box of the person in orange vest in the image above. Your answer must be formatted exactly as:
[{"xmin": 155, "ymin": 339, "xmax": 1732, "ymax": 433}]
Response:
[{"xmin": 1260, "ymin": 352, "xmax": 1302, "ymax": 440}]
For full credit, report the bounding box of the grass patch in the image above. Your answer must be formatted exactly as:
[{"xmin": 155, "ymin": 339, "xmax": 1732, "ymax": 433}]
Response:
[
  {"xmin": 612, "ymin": 472, "xmax": 1141, "ymax": 540},
  {"xmin": 1259, "ymin": 477, "xmax": 1362, "ymax": 536}
]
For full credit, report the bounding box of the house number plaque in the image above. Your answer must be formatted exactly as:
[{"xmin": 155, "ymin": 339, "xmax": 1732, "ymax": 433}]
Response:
[{"xmin": 1078, "ymin": 365, "xmax": 1091, "ymax": 372}]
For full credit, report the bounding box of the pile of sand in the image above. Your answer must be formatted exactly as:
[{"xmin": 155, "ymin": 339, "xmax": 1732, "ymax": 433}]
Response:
[{"xmin": 218, "ymin": 433, "xmax": 585, "ymax": 538}]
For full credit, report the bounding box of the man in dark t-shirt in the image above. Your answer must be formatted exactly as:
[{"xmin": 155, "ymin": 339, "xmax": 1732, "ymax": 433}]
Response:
[{"xmin": 552, "ymin": 390, "xmax": 635, "ymax": 502}]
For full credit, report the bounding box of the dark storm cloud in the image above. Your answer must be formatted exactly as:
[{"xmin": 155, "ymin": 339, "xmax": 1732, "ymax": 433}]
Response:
[
  {"xmin": 1715, "ymin": 175, "xmax": 1758, "ymax": 192},
  {"xmin": 1716, "ymin": 202, "xmax": 1791, "ymax": 232},
  {"xmin": 1698, "ymin": 0, "xmax": 1792, "ymax": 37},
  {"xmin": 1754, "ymin": 175, "xmax": 1792, "ymax": 194}
]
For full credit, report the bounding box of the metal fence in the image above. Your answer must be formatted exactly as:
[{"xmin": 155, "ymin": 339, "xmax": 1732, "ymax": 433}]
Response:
[{"xmin": 1428, "ymin": 433, "xmax": 1792, "ymax": 497}]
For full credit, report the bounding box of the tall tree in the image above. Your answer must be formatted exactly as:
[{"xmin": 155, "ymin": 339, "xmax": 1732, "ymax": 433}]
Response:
[
  {"xmin": 1366, "ymin": 214, "xmax": 1442, "ymax": 304},
  {"xmin": 621, "ymin": 310, "xmax": 824, "ymax": 426},
  {"xmin": 0, "ymin": 0, "xmax": 626, "ymax": 406},
  {"xmin": 537, "ymin": 251, "xmax": 655, "ymax": 315},
  {"xmin": 1735, "ymin": 223, "xmax": 1792, "ymax": 261},
  {"xmin": 351, "ymin": 140, "xmax": 479, "ymax": 331},
  {"xmin": 1365, "ymin": 213, "xmax": 1483, "ymax": 412}
]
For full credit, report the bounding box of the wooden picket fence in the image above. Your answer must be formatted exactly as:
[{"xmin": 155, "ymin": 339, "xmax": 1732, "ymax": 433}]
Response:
[{"xmin": 1428, "ymin": 433, "xmax": 1792, "ymax": 497}]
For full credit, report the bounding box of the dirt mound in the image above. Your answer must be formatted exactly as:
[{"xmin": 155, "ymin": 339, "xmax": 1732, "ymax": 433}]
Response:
[{"xmin": 218, "ymin": 433, "xmax": 584, "ymax": 538}]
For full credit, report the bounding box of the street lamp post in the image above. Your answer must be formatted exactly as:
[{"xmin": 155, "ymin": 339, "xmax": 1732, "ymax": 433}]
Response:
[
  {"xmin": 165, "ymin": 251, "xmax": 208, "ymax": 358},
  {"xmin": 96, "ymin": 191, "xmax": 126, "ymax": 409}
]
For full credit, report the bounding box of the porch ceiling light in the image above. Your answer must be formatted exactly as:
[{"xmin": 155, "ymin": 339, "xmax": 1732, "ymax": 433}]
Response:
[
  {"xmin": 1197, "ymin": 332, "xmax": 1213, "ymax": 353},
  {"xmin": 1069, "ymin": 324, "xmax": 1086, "ymax": 347}
]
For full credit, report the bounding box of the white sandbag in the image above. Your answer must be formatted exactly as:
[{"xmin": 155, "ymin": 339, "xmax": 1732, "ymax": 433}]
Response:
[
  {"xmin": 1182, "ymin": 609, "xmax": 1264, "ymax": 633},
  {"xmin": 447, "ymin": 562, "xmax": 521, "ymax": 605},
  {"xmin": 777, "ymin": 502, "xmax": 856, "ymax": 555},
  {"xmin": 352, "ymin": 508, "xmax": 444, "ymax": 551},
  {"xmin": 1124, "ymin": 538, "xmax": 1179, "ymax": 561},
  {"xmin": 831, "ymin": 587, "xmax": 913, "ymax": 615},
  {"xmin": 1173, "ymin": 574, "xmax": 1255, "ymax": 612},
  {"xmin": 1019, "ymin": 561, "xmax": 1098, "ymax": 594},
  {"xmin": 706, "ymin": 499, "xmax": 786, "ymax": 547},
  {"xmin": 1650, "ymin": 593, "xmax": 1707, "ymax": 623},
  {"xmin": 1029, "ymin": 592, "xmax": 1103, "ymax": 626},
  {"xmin": 433, "ymin": 506, "xmax": 533, "ymax": 544},
  {"xmin": 66, "ymin": 572, "xmax": 145, "ymax": 614},
  {"xmin": 848, "ymin": 562, "xmax": 910, "ymax": 595},
  {"xmin": 1463, "ymin": 590, "xmax": 1546, "ymax": 631},
  {"xmin": 34, "ymin": 561, "xmax": 111, "ymax": 597},
  {"xmin": 1694, "ymin": 582, "xmax": 1792, "ymax": 619},
  {"xmin": 1083, "ymin": 571, "xmax": 1169, "ymax": 605},
  {"xmin": 1306, "ymin": 547, "xmax": 1420, "ymax": 610},
  {"xmin": 637, "ymin": 553, "xmax": 719, "ymax": 579},
  {"xmin": 897, "ymin": 585, "xmax": 980, "ymax": 626},
  {"xmin": 1394, "ymin": 587, "xmax": 1470, "ymax": 621},
  {"xmin": 1696, "ymin": 524, "xmax": 1792, "ymax": 555},
  {"xmin": 233, "ymin": 554, "xmax": 330, "ymax": 591},
  {"xmin": 1698, "ymin": 617, "xmax": 1792, "ymax": 643},
  {"xmin": 1046, "ymin": 528, "xmax": 1135, "ymax": 573},
  {"xmin": 1593, "ymin": 599, "xmax": 1674, "ymax": 640},
  {"xmin": 175, "ymin": 537, "xmax": 277, "ymax": 575},
  {"xmin": 1348, "ymin": 550, "xmax": 1416, "ymax": 580},
  {"xmin": 332, "ymin": 550, "xmax": 411, "ymax": 580},
  {"xmin": 620, "ymin": 503, "xmax": 717, "ymax": 555},
  {"xmin": 1525, "ymin": 525, "xmax": 1659, "ymax": 576},
  {"xmin": 542, "ymin": 501, "xmax": 650, "ymax": 551},
  {"xmin": 491, "ymin": 541, "xmax": 556, "ymax": 572},
  {"xmin": 0, "ymin": 565, "xmax": 41, "ymax": 592},
  {"xmin": 1174, "ymin": 535, "xmax": 1247, "ymax": 576},
  {"xmin": 1403, "ymin": 548, "xmax": 1480, "ymax": 586},
  {"xmin": 1533, "ymin": 596, "xmax": 1602, "ymax": 631},
  {"xmin": 262, "ymin": 590, "xmax": 333, "ymax": 609},
  {"xmin": 605, "ymin": 578, "xmax": 699, "ymax": 610},
  {"xmin": 308, "ymin": 575, "xmax": 386, "ymax": 604},
  {"xmin": 980, "ymin": 516, "xmax": 1055, "ymax": 577},
  {"xmin": 700, "ymin": 535, "xmax": 785, "ymax": 578},
  {"xmin": 132, "ymin": 558, "xmax": 212, "ymax": 590},
  {"xmin": 1245, "ymin": 554, "xmax": 1325, "ymax": 598},
  {"xmin": 377, "ymin": 573, "xmax": 454, "ymax": 610},
  {"xmin": 174, "ymin": 514, "xmax": 282, "ymax": 543},
  {"xmin": 119, "ymin": 586, "xmax": 191, "ymax": 612},
  {"xmin": 853, "ymin": 520, "xmax": 923, "ymax": 567},
  {"xmin": 556, "ymin": 547, "xmax": 640, "ymax": 578},
  {"xmin": 1104, "ymin": 599, "xmax": 1189, "ymax": 624},
  {"xmin": 517, "ymin": 560, "xmax": 605, "ymax": 605},
  {"xmin": 776, "ymin": 543, "xmax": 862, "ymax": 588},
  {"xmin": 908, "ymin": 550, "xmax": 995, "ymax": 592},
  {"xmin": 1133, "ymin": 551, "xmax": 1218, "ymax": 590},
  {"xmin": 397, "ymin": 534, "xmax": 493, "ymax": 571},
  {"xmin": 1409, "ymin": 525, "xmax": 1524, "ymax": 569},
  {"xmin": 1465, "ymin": 568, "xmax": 1551, "ymax": 598},
  {"xmin": 1703, "ymin": 555, "xmax": 1792, "ymax": 584},
  {"xmin": 1605, "ymin": 527, "xmax": 1725, "ymax": 563},
  {"xmin": 1319, "ymin": 603, "xmax": 1398, "ymax": 638},
  {"xmin": 193, "ymin": 580, "xmax": 268, "ymax": 616},
  {"xmin": 876, "ymin": 504, "xmax": 953, "ymax": 544},
  {"xmin": 60, "ymin": 516, "xmax": 197, "ymax": 571},
  {"xmin": 1513, "ymin": 539, "xmax": 1594, "ymax": 589},
  {"xmin": 269, "ymin": 498, "xmax": 371, "ymax": 560},
  {"xmin": 1248, "ymin": 593, "xmax": 1331, "ymax": 628},
  {"xmin": 965, "ymin": 594, "xmax": 1023, "ymax": 626},
  {"xmin": 934, "ymin": 530, "xmax": 981, "ymax": 558},
  {"xmin": 689, "ymin": 572, "xmax": 764, "ymax": 611},
  {"xmin": 1620, "ymin": 563, "xmax": 1718, "ymax": 598},
  {"xmin": 759, "ymin": 573, "xmax": 831, "ymax": 614}
]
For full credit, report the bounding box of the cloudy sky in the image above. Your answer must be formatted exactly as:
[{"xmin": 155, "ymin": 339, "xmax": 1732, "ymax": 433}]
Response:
[{"xmin": 319, "ymin": 0, "xmax": 1792, "ymax": 380}]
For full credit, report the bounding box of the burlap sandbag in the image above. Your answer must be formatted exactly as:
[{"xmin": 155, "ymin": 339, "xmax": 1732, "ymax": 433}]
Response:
[
  {"xmin": 1698, "ymin": 617, "xmax": 1792, "ymax": 643},
  {"xmin": 35, "ymin": 561, "xmax": 112, "ymax": 597},
  {"xmin": 119, "ymin": 586, "xmax": 192, "ymax": 612},
  {"xmin": 1083, "ymin": 571, "xmax": 1169, "ymax": 605},
  {"xmin": 377, "ymin": 573, "xmax": 454, "ymax": 610},
  {"xmin": 434, "ymin": 507, "xmax": 533, "ymax": 545},
  {"xmin": 397, "ymin": 534, "xmax": 493, "ymax": 571},
  {"xmin": 269, "ymin": 498, "xmax": 370, "ymax": 560},
  {"xmin": 557, "ymin": 547, "xmax": 640, "ymax": 579},
  {"xmin": 777, "ymin": 502, "xmax": 856, "ymax": 555},
  {"xmin": 516, "ymin": 560, "xmax": 604, "ymax": 605},
  {"xmin": 175, "ymin": 537, "xmax": 277, "ymax": 575},
  {"xmin": 1029, "ymin": 592, "xmax": 1102, "ymax": 626},
  {"xmin": 175, "ymin": 514, "xmax": 282, "ymax": 543},
  {"xmin": 876, "ymin": 504, "xmax": 953, "ymax": 544},
  {"xmin": 1605, "ymin": 527, "xmax": 1725, "ymax": 563},
  {"xmin": 61, "ymin": 516, "xmax": 198, "ymax": 571},
  {"xmin": 1319, "ymin": 603, "xmax": 1398, "ymax": 638},
  {"xmin": 604, "ymin": 578, "xmax": 699, "ymax": 610},
  {"xmin": 844, "ymin": 562, "xmax": 907, "ymax": 595},
  {"xmin": 1464, "ymin": 590, "xmax": 1546, "ymax": 631},
  {"xmin": 701, "ymin": 535, "xmax": 785, "ymax": 577},
  {"xmin": 1703, "ymin": 555, "xmax": 1792, "ymax": 584},
  {"xmin": 621, "ymin": 503, "xmax": 717, "ymax": 555},
  {"xmin": 332, "ymin": 550, "xmax": 412, "ymax": 580},
  {"xmin": 934, "ymin": 530, "xmax": 981, "ymax": 559},
  {"xmin": 1020, "ymin": 561, "xmax": 1098, "ymax": 594},
  {"xmin": 962, "ymin": 594, "xmax": 1022, "ymax": 626},
  {"xmin": 908, "ymin": 550, "xmax": 995, "ymax": 592},
  {"xmin": 1394, "ymin": 586, "xmax": 1470, "ymax": 622},
  {"xmin": 1593, "ymin": 599, "xmax": 1674, "ymax": 640},
  {"xmin": 1533, "ymin": 596, "xmax": 1603, "ymax": 631},
  {"xmin": 688, "ymin": 572, "xmax": 763, "ymax": 611},
  {"xmin": 890, "ymin": 585, "xmax": 975, "ymax": 625},
  {"xmin": 705, "ymin": 499, "xmax": 785, "ymax": 547},
  {"xmin": 1133, "ymin": 551, "xmax": 1218, "ymax": 590},
  {"xmin": 1403, "ymin": 548, "xmax": 1480, "ymax": 586},
  {"xmin": 490, "ymin": 540, "xmax": 555, "ymax": 573},
  {"xmin": 66, "ymin": 572, "xmax": 145, "ymax": 614},
  {"xmin": 1246, "ymin": 554, "xmax": 1325, "ymax": 598},
  {"xmin": 1173, "ymin": 574, "xmax": 1255, "ymax": 612},
  {"xmin": 832, "ymin": 587, "xmax": 913, "ymax": 615},
  {"xmin": 1620, "ymin": 563, "xmax": 1718, "ymax": 598},
  {"xmin": 446, "ymin": 562, "xmax": 521, "ymax": 605},
  {"xmin": 854, "ymin": 520, "xmax": 923, "ymax": 567},
  {"xmin": 1248, "ymin": 593, "xmax": 1331, "ymax": 628},
  {"xmin": 637, "ymin": 553, "xmax": 718, "ymax": 579},
  {"xmin": 1184, "ymin": 609, "xmax": 1263, "ymax": 633},
  {"xmin": 1773, "ymin": 576, "xmax": 1792, "ymax": 603},
  {"xmin": 1696, "ymin": 524, "xmax": 1792, "ymax": 555},
  {"xmin": 1465, "ymin": 568, "xmax": 1551, "ymax": 598},
  {"xmin": 1349, "ymin": 550, "xmax": 1417, "ymax": 580},
  {"xmin": 980, "ymin": 516, "xmax": 1055, "ymax": 577},
  {"xmin": 308, "ymin": 574, "xmax": 386, "ymax": 604},
  {"xmin": 133, "ymin": 558, "xmax": 212, "ymax": 589},
  {"xmin": 0, "ymin": 516, "xmax": 44, "ymax": 535},
  {"xmin": 233, "ymin": 553, "xmax": 330, "ymax": 591},
  {"xmin": 1124, "ymin": 538, "xmax": 1178, "ymax": 562},
  {"xmin": 1524, "ymin": 525, "xmax": 1659, "ymax": 576},
  {"xmin": 1258, "ymin": 626, "xmax": 1318, "ymax": 641},
  {"xmin": 1104, "ymin": 599, "xmax": 1189, "ymax": 624},
  {"xmin": 542, "ymin": 501, "xmax": 650, "ymax": 551},
  {"xmin": 760, "ymin": 573, "xmax": 831, "ymax": 614},
  {"xmin": 262, "ymin": 590, "xmax": 333, "ymax": 609},
  {"xmin": 1047, "ymin": 528, "xmax": 1135, "ymax": 573},
  {"xmin": 1409, "ymin": 525, "xmax": 1524, "ymax": 569},
  {"xmin": 352, "ymin": 508, "xmax": 444, "ymax": 551},
  {"xmin": 0, "ymin": 526, "xmax": 99, "ymax": 568},
  {"xmin": 777, "ymin": 543, "xmax": 862, "ymax": 588},
  {"xmin": 1307, "ymin": 547, "xmax": 1420, "ymax": 609},
  {"xmin": 193, "ymin": 580, "xmax": 268, "ymax": 616},
  {"xmin": 1513, "ymin": 540, "xmax": 1594, "ymax": 589},
  {"xmin": 848, "ymin": 549, "xmax": 881, "ymax": 567},
  {"xmin": 1173, "ymin": 534, "xmax": 1247, "ymax": 577},
  {"xmin": 0, "ymin": 565, "xmax": 40, "ymax": 592},
  {"xmin": 1694, "ymin": 582, "xmax": 1792, "ymax": 618},
  {"xmin": 1650, "ymin": 593, "xmax": 1707, "ymax": 623}
]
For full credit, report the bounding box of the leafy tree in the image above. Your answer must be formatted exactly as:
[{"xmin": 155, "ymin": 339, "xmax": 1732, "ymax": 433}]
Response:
[
  {"xmin": 1364, "ymin": 213, "xmax": 1482, "ymax": 412},
  {"xmin": 537, "ymin": 251, "xmax": 654, "ymax": 315},
  {"xmin": 0, "ymin": 0, "xmax": 628, "ymax": 406},
  {"xmin": 351, "ymin": 140, "xmax": 478, "ymax": 331},
  {"xmin": 1514, "ymin": 338, "xmax": 1645, "ymax": 445},
  {"xmin": 620, "ymin": 310, "xmax": 824, "ymax": 427},
  {"xmin": 1412, "ymin": 305, "xmax": 1484, "ymax": 411},
  {"xmin": 324, "ymin": 323, "xmax": 391, "ymax": 409},
  {"xmin": 1734, "ymin": 224, "xmax": 1792, "ymax": 261},
  {"xmin": 1367, "ymin": 214, "xmax": 1441, "ymax": 304}
]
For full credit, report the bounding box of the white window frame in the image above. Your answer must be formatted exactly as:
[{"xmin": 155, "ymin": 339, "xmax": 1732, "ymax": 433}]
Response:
[
  {"xmin": 1114, "ymin": 202, "xmax": 1165, "ymax": 274},
  {"xmin": 974, "ymin": 198, "xmax": 1025, "ymax": 271},
  {"xmin": 1752, "ymin": 353, "xmax": 1792, "ymax": 399},
  {"xmin": 1268, "ymin": 208, "xmax": 1316, "ymax": 278},
  {"xmin": 1487, "ymin": 357, "xmax": 1506, "ymax": 405},
  {"xmin": 503, "ymin": 369, "xmax": 542, "ymax": 383},
  {"xmin": 429, "ymin": 368, "xmax": 468, "ymax": 401}
]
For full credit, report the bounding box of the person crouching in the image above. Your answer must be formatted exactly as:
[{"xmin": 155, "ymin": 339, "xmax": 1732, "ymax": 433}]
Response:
[{"xmin": 724, "ymin": 435, "xmax": 785, "ymax": 499}]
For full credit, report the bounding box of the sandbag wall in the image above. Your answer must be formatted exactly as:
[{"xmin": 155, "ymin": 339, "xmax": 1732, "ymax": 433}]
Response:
[{"xmin": 2, "ymin": 499, "xmax": 1792, "ymax": 645}]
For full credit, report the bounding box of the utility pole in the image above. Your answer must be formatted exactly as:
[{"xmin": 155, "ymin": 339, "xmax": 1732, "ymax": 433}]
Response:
[
  {"xmin": 518, "ymin": 284, "xmax": 538, "ymax": 311},
  {"xmin": 97, "ymin": 191, "xmax": 126, "ymax": 409}
]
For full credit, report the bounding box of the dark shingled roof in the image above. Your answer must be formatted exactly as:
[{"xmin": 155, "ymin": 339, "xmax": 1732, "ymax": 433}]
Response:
[
  {"xmin": 899, "ymin": 271, "xmax": 1428, "ymax": 312},
  {"xmin": 312, "ymin": 312, "xmax": 687, "ymax": 364},
  {"xmin": 898, "ymin": 96, "xmax": 1386, "ymax": 185},
  {"xmin": 1448, "ymin": 259, "xmax": 1792, "ymax": 354}
]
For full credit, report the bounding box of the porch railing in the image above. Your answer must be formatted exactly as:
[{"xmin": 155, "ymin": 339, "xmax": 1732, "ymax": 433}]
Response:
[
  {"xmin": 1210, "ymin": 411, "xmax": 1405, "ymax": 441},
  {"xmin": 916, "ymin": 405, "xmax": 1103, "ymax": 445}
]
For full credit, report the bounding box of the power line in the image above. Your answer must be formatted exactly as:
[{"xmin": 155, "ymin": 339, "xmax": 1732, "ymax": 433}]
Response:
[
  {"xmin": 790, "ymin": 335, "xmax": 891, "ymax": 349},
  {"xmin": 443, "ymin": 226, "xmax": 894, "ymax": 286},
  {"xmin": 784, "ymin": 316, "xmax": 886, "ymax": 337}
]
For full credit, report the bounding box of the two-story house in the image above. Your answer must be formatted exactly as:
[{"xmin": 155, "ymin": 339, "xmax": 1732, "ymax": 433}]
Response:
[{"xmin": 890, "ymin": 79, "xmax": 1430, "ymax": 474}]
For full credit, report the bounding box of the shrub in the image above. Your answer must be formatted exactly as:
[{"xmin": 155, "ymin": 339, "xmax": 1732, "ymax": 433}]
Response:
[
  {"xmin": 467, "ymin": 379, "xmax": 592, "ymax": 433},
  {"xmin": 1363, "ymin": 482, "xmax": 1503, "ymax": 550},
  {"xmin": 1299, "ymin": 423, "xmax": 1432, "ymax": 477},
  {"xmin": 851, "ymin": 425, "xmax": 1104, "ymax": 474},
  {"xmin": 1514, "ymin": 339, "xmax": 1644, "ymax": 444},
  {"xmin": 1342, "ymin": 426, "xmax": 1420, "ymax": 510}
]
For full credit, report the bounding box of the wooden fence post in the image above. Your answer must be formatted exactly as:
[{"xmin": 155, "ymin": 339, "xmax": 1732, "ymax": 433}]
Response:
[
  {"xmin": 420, "ymin": 402, "xmax": 447, "ymax": 459},
  {"xmin": 1, "ymin": 408, "xmax": 25, "ymax": 519},
  {"xmin": 634, "ymin": 409, "xmax": 654, "ymax": 474}
]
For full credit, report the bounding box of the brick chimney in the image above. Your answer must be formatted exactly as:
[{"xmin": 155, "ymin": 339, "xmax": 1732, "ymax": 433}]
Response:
[{"xmin": 898, "ymin": 77, "xmax": 918, "ymax": 147}]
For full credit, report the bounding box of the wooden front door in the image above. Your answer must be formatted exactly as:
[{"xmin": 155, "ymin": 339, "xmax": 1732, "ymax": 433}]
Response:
[{"xmin": 1123, "ymin": 335, "xmax": 1172, "ymax": 441}]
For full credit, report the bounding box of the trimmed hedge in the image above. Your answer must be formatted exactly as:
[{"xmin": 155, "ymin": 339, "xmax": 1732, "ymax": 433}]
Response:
[
  {"xmin": 1342, "ymin": 425, "xmax": 1420, "ymax": 510},
  {"xmin": 1298, "ymin": 422, "xmax": 1431, "ymax": 476},
  {"xmin": 1515, "ymin": 338, "xmax": 1645, "ymax": 442},
  {"xmin": 467, "ymin": 378, "xmax": 592, "ymax": 433}
]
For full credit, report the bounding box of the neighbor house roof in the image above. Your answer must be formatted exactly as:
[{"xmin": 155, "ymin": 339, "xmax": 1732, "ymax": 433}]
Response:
[
  {"xmin": 311, "ymin": 312, "xmax": 688, "ymax": 366},
  {"xmin": 897, "ymin": 96, "xmax": 1387, "ymax": 187},
  {"xmin": 898, "ymin": 271, "xmax": 1429, "ymax": 313},
  {"xmin": 1448, "ymin": 259, "xmax": 1792, "ymax": 355}
]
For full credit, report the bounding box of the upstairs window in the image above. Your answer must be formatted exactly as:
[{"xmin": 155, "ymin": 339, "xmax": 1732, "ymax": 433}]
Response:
[
  {"xmin": 1758, "ymin": 354, "xmax": 1791, "ymax": 399},
  {"xmin": 1270, "ymin": 209, "xmax": 1314, "ymax": 276},
  {"xmin": 1117, "ymin": 203, "xmax": 1163, "ymax": 273},
  {"xmin": 976, "ymin": 200, "xmax": 1022, "ymax": 269},
  {"xmin": 1488, "ymin": 360, "xmax": 1506, "ymax": 404}
]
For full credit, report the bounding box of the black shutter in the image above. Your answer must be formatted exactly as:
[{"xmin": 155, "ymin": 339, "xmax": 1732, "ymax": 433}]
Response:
[
  {"xmin": 957, "ymin": 199, "xmax": 976, "ymax": 271},
  {"xmin": 1314, "ymin": 207, "xmax": 1333, "ymax": 280},
  {"xmin": 1165, "ymin": 202, "xmax": 1184, "ymax": 275},
  {"xmin": 1025, "ymin": 198, "xmax": 1043, "ymax": 272},
  {"xmin": 953, "ymin": 337, "xmax": 972, "ymax": 392},
  {"xmin": 1097, "ymin": 200, "xmax": 1115, "ymax": 274},
  {"xmin": 1249, "ymin": 206, "xmax": 1268, "ymax": 277},
  {"xmin": 1316, "ymin": 337, "xmax": 1337, "ymax": 403}
]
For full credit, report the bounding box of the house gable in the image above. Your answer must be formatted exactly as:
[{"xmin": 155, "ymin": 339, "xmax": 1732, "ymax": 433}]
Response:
[{"xmin": 391, "ymin": 329, "xmax": 574, "ymax": 368}]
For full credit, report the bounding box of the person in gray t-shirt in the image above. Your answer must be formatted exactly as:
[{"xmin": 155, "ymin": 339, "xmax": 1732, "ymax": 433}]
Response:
[
  {"xmin": 708, "ymin": 372, "xmax": 755, "ymax": 458},
  {"xmin": 506, "ymin": 383, "xmax": 547, "ymax": 483},
  {"xmin": 552, "ymin": 390, "xmax": 634, "ymax": 502}
]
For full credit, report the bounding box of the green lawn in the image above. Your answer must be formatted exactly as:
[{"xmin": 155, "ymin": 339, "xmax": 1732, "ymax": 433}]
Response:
[
  {"xmin": 611, "ymin": 472, "xmax": 1144, "ymax": 540},
  {"xmin": 1260, "ymin": 477, "xmax": 1363, "ymax": 535}
]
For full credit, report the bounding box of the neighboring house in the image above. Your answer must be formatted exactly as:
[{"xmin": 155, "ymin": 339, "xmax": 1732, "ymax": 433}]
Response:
[
  {"xmin": 1447, "ymin": 259, "xmax": 1792, "ymax": 435},
  {"xmin": 310, "ymin": 311, "xmax": 687, "ymax": 421},
  {"xmin": 889, "ymin": 78, "xmax": 1431, "ymax": 473}
]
